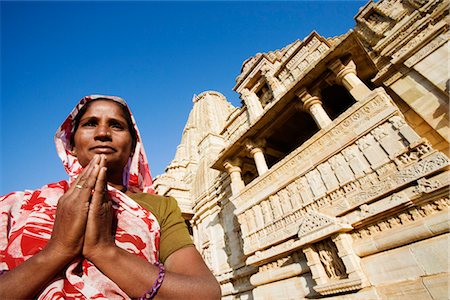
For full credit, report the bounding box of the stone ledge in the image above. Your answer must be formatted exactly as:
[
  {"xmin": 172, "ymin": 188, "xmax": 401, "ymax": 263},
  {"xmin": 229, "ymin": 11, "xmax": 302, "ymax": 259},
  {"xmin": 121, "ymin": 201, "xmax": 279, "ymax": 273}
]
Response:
[{"xmin": 314, "ymin": 277, "xmax": 367, "ymax": 296}]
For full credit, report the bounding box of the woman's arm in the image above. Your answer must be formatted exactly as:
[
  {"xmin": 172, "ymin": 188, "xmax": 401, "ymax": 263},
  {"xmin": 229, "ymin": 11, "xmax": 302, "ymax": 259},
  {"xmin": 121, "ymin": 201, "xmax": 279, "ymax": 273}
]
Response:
[
  {"xmin": 0, "ymin": 246, "xmax": 74, "ymax": 299},
  {"xmin": 83, "ymin": 162, "xmax": 221, "ymax": 299},
  {"xmin": 0, "ymin": 155, "xmax": 103, "ymax": 299},
  {"xmin": 86, "ymin": 245, "xmax": 221, "ymax": 299}
]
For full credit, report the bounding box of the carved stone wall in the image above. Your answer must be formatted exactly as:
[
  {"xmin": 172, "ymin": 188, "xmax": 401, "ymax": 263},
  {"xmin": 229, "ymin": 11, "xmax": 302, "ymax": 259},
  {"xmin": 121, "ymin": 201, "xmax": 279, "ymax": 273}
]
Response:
[{"xmin": 154, "ymin": 1, "xmax": 449, "ymax": 299}]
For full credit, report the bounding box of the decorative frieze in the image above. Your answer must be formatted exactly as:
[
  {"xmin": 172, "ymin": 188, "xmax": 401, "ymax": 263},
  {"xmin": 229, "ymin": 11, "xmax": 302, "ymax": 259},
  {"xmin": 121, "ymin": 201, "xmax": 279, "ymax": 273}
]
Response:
[
  {"xmin": 391, "ymin": 20, "xmax": 447, "ymax": 64},
  {"xmin": 351, "ymin": 196, "xmax": 450, "ymax": 241},
  {"xmin": 239, "ymin": 136, "xmax": 448, "ymax": 255},
  {"xmin": 277, "ymin": 33, "xmax": 331, "ymax": 87},
  {"xmin": 404, "ymin": 31, "xmax": 450, "ymax": 67}
]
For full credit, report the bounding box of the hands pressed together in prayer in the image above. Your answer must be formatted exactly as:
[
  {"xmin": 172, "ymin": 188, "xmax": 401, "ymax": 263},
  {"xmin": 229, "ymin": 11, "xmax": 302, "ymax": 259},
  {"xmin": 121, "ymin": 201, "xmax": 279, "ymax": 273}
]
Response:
[
  {"xmin": 0, "ymin": 154, "xmax": 221, "ymax": 299},
  {"xmin": 48, "ymin": 154, "xmax": 115, "ymax": 263}
]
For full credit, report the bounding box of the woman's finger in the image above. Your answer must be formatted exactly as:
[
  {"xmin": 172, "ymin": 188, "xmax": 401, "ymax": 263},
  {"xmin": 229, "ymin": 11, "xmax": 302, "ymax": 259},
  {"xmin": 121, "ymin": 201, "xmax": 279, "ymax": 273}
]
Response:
[
  {"xmin": 92, "ymin": 165, "xmax": 108, "ymax": 206},
  {"xmin": 69, "ymin": 155, "xmax": 101, "ymax": 200},
  {"xmin": 71, "ymin": 155, "xmax": 99, "ymax": 188}
]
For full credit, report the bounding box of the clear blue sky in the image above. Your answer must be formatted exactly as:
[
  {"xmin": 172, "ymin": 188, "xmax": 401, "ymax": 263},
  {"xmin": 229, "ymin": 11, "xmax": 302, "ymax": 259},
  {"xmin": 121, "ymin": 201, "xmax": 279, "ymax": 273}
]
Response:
[{"xmin": 1, "ymin": 1, "xmax": 367, "ymax": 195}]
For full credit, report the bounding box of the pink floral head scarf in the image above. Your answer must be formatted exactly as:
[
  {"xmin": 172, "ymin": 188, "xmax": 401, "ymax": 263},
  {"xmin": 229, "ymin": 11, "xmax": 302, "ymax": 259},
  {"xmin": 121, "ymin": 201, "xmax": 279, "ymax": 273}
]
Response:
[
  {"xmin": 0, "ymin": 95, "xmax": 160, "ymax": 299},
  {"xmin": 55, "ymin": 94, "xmax": 154, "ymax": 193}
]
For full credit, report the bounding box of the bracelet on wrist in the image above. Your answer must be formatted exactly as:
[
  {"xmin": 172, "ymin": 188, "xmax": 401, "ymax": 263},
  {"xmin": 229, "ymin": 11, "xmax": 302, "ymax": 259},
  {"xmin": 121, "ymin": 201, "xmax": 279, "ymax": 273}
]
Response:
[{"xmin": 138, "ymin": 261, "xmax": 165, "ymax": 299}]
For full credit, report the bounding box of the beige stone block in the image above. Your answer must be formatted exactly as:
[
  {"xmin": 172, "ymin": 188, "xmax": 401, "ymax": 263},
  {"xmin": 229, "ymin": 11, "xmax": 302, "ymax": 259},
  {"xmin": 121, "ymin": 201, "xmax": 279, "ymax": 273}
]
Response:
[
  {"xmin": 395, "ymin": 100, "xmax": 411, "ymax": 114},
  {"xmin": 424, "ymin": 130, "xmax": 444, "ymax": 146},
  {"xmin": 415, "ymin": 123, "xmax": 433, "ymax": 136},
  {"xmin": 436, "ymin": 127, "xmax": 450, "ymax": 143},
  {"xmin": 375, "ymin": 278, "xmax": 432, "ymax": 300},
  {"xmin": 410, "ymin": 234, "xmax": 449, "ymax": 276},
  {"xmin": 433, "ymin": 141, "xmax": 449, "ymax": 153},
  {"xmin": 414, "ymin": 43, "xmax": 449, "ymax": 93},
  {"xmin": 362, "ymin": 245, "xmax": 425, "ymax": 285},
  {"xmin": 422, "ymin": 273, "xmax": 449, "ymax": 300},
  {"xmin": 404, "ymin": 110, "xmax": 425, "ymax": 127},
  {"xmin": 239, "ymin": 292, "xmax": 253, "ymax": 300},
  {"xmin": 413, "ymin": 95, "xmax": 444, "ymax": 118},
  {"xmin": 391, "ymin": 76, "xmax": 417, "ymax": 96},
  {"xmin": 399, "ymin": 88, "xmax": 426, "ymax": 106},
  {"xmin": 425, "ymin": 212, "xmax": 450, "ymax": 236},
  {"xmin": 251, "ymin": 276, "xmax": 312, "ymax": 299}
]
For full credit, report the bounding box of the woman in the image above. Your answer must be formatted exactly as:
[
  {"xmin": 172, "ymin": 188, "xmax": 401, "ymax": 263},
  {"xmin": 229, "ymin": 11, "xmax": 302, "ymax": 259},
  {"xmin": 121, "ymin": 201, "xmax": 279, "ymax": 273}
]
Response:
[{"xmin": 0, "ymin": 95, "xmax": 221, "ymax": 299}]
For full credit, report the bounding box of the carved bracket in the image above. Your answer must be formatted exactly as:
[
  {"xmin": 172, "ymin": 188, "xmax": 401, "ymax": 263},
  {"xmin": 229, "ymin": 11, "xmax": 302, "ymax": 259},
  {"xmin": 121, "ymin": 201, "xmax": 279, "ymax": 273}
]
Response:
[{"xmin": 297, "ymin": 211, "xmax": 353, "ymax": 246}]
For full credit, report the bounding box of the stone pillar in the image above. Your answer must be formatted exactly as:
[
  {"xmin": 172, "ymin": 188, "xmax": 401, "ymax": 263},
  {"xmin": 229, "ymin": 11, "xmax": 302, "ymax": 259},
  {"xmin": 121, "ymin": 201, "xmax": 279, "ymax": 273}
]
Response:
[
  {"xmin": 241, "ymin": 88, "xmax": 263, "ymax": 123},
  {"xmin": 261, "ymin": 65, "xmax": 285, "ymax": 98},
  {"xmin": 303, "ymin": 245, "xmax": 329, "ymax": 285},
  {"xmin": 332, "ymin": 233, "xmax": 367, "ymax": 282},
  {"xmin": 245, "ymin": 139, "xmax": 269, "ymax": 176},
  {"xmin": 296, "ymin": 89, "xmax": 332, "ymax": 129},
  {"xmin": 329, "ymin": 59, "xmax": 371, "ymax": 102},
  {"xmin": 224, "ymin": 159, "xmax": 245, "ymax": 196}
]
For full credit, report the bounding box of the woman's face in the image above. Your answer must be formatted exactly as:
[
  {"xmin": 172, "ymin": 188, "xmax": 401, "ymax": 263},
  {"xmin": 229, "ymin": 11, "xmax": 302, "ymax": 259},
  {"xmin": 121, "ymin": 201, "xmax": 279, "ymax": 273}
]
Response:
[{"xmin": 72, "ymin": 100, "xmax": 133, "ymax": 182}]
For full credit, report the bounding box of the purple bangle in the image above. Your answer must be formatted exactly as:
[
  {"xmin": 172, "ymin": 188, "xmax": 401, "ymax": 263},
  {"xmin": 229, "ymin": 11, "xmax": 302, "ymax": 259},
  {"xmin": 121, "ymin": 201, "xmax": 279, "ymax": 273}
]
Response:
[{"xmin": 138, "ymin": 261, "xmax": 165, "ymax": 299}]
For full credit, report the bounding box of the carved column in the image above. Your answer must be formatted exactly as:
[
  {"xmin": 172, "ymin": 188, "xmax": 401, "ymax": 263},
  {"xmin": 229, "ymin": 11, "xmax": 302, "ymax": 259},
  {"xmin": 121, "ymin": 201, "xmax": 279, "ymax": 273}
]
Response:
[
  {"xmin": 224, "ymin": 159, "xmax": 245, "ymax": 196},
  {"xmin": 245, "ymin": 139, "xmax": 269, "ymax": 176},
  {"xmin": 328, "ymin": 59, "xmax": 371, "ymax": 102},
  {"xmin": 261, "ymin": 65, "xmax": 285, "ymax": 98},
  {"xmin": 296, "ymin": 88, "xmax": 332, "ymax": 129},
  {"xmin": 332, "ymin": 233, "xmax": 367, "ymax": 282},
  {"xmin": 241, "ymin": 88, "xmax": 263, "ymax": 123},
  {"xmin": 303, "ymin": 245, "xmax": 329, "ymax": 285}
]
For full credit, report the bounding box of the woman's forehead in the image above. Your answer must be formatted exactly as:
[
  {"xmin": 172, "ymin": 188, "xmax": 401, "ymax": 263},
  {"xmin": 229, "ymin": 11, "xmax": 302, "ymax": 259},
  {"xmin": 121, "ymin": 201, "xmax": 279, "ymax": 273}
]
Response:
[{"xmin": 81, "ymin": 100, "xmax": 127, "ymax": 119}]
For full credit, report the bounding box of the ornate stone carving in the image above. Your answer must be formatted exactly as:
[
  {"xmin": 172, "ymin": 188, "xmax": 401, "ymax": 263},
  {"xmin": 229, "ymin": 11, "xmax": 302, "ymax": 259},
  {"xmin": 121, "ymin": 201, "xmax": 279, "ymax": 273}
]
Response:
[
  {"xmin": 404, "ymin": 31, "xmax": 450, "ymax": 67},
  {"xmin": 356, "ymin": 133, "xmax": 390, "ymax": 169},
  {"xmin": 414, "ymin": 177, "xmax": 442, "ymax": 193},
  {"xmin": 352, "ymin": 197, "xmax": 450, "ymax": 240},
  {"xmin": 315, "ymin": 239, "xmax": 347, "ymax": 279},
  {"xmin": 298, "ymin": 211, "xmax": 352, "ymax": 245},
  {"xmin": 277, "ymin": 33, "xmax": 331, "ymax": 87}
]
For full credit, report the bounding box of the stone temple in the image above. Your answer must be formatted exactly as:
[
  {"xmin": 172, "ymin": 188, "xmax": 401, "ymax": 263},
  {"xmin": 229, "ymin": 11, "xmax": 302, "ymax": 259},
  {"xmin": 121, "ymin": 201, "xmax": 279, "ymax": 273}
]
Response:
[{"xmin": 153, "ymin": 0, "xmax": 449, "ymax": 299}]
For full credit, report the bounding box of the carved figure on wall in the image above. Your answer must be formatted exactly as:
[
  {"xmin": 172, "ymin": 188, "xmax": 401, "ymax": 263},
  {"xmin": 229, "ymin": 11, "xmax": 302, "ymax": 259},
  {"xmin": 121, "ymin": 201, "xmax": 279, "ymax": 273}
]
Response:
[
  {"xmin": 261, "ymin": 200, "xmax": 273, "ymax": 224},
  {"xmin": 279, "ymin": 189, "xmax": 293, "ymax": 214},
  {"xmin": 269, "ymin": 194, "xmax": 283, "ymax": 219},
  {"xmin": 315, "ymin": 239, "xmax": 347, "ymax": 279},
  {"xmin": 286, "ymin": 183, "xmax": 303, "ymax": 209}
]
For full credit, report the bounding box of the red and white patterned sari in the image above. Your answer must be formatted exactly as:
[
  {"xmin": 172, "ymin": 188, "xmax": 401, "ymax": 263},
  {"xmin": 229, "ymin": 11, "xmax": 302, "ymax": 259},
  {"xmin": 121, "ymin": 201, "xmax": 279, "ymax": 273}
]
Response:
[{"xmin": 0, "ymin": 95, "xmax": 159, "ymax": 299}]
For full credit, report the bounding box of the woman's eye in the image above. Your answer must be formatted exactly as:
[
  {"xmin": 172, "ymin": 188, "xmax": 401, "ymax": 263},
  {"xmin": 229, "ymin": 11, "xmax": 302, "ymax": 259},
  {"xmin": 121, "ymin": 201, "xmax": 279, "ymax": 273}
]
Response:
[
  {"xmin": 111, "ymin": 122, "xmax": 124, "ymax": 129},
  {"xmin": 82, "ymin": 121, "xmax": 96, "ymax": 127}
]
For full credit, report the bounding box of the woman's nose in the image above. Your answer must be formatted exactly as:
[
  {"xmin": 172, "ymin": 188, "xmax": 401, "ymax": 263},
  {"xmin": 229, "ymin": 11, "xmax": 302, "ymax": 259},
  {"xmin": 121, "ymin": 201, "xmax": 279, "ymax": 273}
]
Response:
[{"xmin": 94, "ymin": 124, "xmax": 112, "ymax": 140}]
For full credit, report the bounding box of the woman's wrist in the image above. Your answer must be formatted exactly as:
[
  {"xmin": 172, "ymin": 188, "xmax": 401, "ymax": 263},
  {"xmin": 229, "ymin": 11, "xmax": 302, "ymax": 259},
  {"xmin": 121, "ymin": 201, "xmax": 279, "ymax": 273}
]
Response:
[
  {"xmin": 41, "ymin": 240, "xmax": 78, "ymax": 266},
  {"xmin": 84, "ymin": 243, "xmax": 119, "ymax": 265}
]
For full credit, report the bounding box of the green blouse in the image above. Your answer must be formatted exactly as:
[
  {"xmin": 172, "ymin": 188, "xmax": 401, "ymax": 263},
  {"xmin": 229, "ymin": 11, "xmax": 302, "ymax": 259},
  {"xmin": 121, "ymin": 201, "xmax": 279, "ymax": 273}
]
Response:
[{"xmin": 129, "ymin": 193, "xmax": 194, "ymax": 264}]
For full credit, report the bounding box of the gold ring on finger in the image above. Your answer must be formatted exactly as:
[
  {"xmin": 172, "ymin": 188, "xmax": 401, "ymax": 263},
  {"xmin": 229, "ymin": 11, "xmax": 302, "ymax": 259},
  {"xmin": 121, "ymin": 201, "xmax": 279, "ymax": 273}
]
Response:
[{"xmin": 75, "ymin": 184, "xmax": 83, "ymax": 189}]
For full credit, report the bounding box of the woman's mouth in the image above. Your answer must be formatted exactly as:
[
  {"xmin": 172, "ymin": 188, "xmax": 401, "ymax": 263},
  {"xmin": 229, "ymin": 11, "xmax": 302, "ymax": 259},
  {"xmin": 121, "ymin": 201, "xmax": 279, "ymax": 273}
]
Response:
[{"xmin": 90, "ymin": 146, "xmax": 116, "ymax": 154}]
